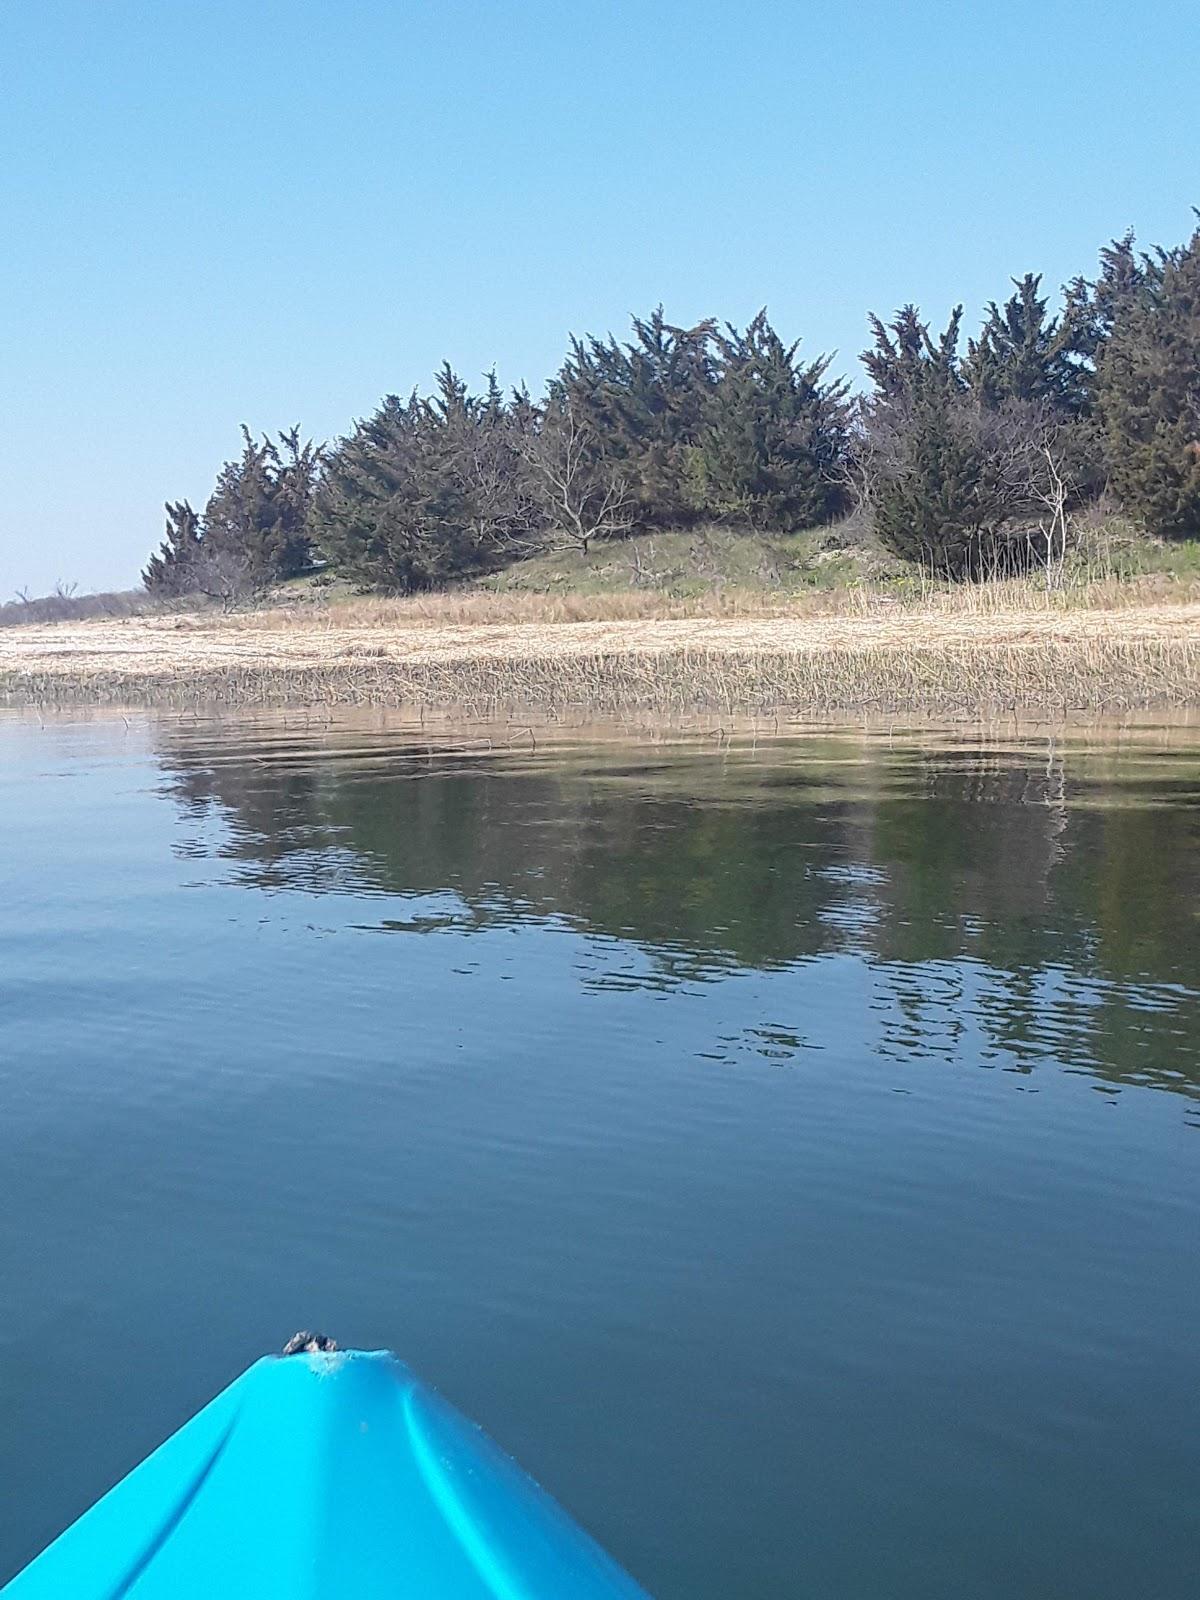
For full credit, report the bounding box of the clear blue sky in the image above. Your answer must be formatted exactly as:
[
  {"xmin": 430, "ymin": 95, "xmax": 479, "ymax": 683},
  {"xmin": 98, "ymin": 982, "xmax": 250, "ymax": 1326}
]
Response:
[{"xmin": 1, "ymin": 0, "xmax": 1195, "ymax": 595}]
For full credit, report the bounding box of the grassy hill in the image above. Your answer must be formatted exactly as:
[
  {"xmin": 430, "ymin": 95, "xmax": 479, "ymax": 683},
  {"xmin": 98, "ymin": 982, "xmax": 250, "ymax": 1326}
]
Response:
[{"xmin": 6, "ymin": 517, "xmax": 1200, "ymax": 634}]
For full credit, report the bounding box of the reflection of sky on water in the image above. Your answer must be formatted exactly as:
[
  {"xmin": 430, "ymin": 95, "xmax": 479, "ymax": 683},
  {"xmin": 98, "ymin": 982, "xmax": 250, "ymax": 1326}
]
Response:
[{"xmin": 4, "ymin": 712, "xmax": 1200, "ymax": 1599}]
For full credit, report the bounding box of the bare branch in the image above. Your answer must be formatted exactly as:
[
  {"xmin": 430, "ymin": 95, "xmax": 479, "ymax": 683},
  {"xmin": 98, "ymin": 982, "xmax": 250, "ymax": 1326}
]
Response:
[{"xmin": 516, "ymin": 399, "xmax": 636, "ymax": 555}]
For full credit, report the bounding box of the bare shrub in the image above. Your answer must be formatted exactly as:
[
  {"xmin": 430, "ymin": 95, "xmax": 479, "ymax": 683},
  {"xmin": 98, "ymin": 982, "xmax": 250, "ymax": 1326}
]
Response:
[
  {"xmin": 186, "ymin": 543, "xmax": 264, "ymax": 611},
  {"xmin": 516, "ymin": 400, "xmax": 635, "ymax": 556},
  {"xmin": 0, "ymin": 585, "xmax": 159, "ymax": 628}
]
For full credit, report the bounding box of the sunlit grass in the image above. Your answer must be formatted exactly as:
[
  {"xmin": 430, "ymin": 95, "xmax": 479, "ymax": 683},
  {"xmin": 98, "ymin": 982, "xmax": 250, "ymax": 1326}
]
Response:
[{"xmin": 3, "ymin": 522, "xmax": 1198, "ymax": 716}]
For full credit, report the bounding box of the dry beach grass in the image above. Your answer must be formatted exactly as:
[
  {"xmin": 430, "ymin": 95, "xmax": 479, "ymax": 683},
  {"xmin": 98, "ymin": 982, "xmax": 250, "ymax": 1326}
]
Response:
[{"xmin": 2, "ymin": 582, "xmax": 1198, "ymax": 715}]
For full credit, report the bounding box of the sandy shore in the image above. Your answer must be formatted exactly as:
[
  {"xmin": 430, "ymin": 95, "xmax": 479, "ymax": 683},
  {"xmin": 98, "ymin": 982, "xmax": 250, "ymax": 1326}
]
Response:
[{"xmin": 3, "ymin": 603, "xmax": 1199, "ymax": 714}]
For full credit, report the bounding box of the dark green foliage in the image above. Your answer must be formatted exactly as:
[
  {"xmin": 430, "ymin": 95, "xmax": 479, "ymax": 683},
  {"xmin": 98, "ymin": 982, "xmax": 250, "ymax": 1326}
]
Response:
[
  {"xmin": 964, "ymin": 276, "xmax": 1103, "ymax": 501},
  {"xmin": 142, "ymin": 431, "xmax": 321, "ymax": 600},
  {"xmin": 859, "ymin": 307, "xmax": 1011, "ymax": 576},
  {"xmin": 202, "ymin": 426, "xmax": 322, "ymax": 587},
  {"xmin": 861, "ymin": 291, "xmax": 1107, "ymax": 576},
  {"xmin": 315, "ymin": 309, "xmax": 848, "ymax": 589},
  {"xmin": 965, "ymin": 274, "xmax": 1087, "ymax": 415},
  {"xmin": 552, "ymin": 306, "xmax": 848, "ymax": 534},
  {"xmin": 862, "ymin": 303, "xmax": 965, "ymax": 400},
  {"xmin": 142, "ymin": 500, "xmax": 202, "ymax": 595},
  {"xmin": 686, "ymin": 311, "xmax": 849, "ymax": 531},
  {"xmin": 314, "ymin": 394, "xmax": 413, "ymax": 590},
  {"xmin": 142, "ymin": 213, "xmax": 1200, "ymax": 592},
  {"xmin": 554, "ymin": 308, "xmax": 718, "ymax": 526},
  {"xmin": 314, "ymin": 369, "xmax": 532, "ymax": 591},
  {"xmin": 1095, "ymin": 225, "xmax": 1200, "ymax": 540},
  {"xmin": 1062, "ymin": 231, "xmax": 1163, "ymax": 375}
]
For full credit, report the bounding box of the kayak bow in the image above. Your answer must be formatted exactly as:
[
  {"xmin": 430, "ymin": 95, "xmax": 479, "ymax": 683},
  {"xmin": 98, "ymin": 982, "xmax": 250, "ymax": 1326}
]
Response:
[{"xmin": 3, "ymin": 1346, "xmax": 652, "ymax": 1598}]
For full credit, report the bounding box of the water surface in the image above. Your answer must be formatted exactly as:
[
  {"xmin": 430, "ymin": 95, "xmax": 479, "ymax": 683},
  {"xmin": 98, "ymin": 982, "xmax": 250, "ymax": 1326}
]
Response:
[{"xmin": 2, "ymin": 710, "xmax": 1198, "ymax": 1597}]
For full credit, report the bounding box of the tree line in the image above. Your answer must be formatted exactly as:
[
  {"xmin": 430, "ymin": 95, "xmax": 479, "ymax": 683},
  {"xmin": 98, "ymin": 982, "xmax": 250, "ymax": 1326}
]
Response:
[{"xmin": 144, "ymin": 216, "xmax": 1200, "ymax": 597}]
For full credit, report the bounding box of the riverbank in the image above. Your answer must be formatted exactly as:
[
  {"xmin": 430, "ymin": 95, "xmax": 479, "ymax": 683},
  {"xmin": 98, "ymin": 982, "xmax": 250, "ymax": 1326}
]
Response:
[{"xmin": 3, "ymin": 587, "xmax": 1199, "ymax": 715}]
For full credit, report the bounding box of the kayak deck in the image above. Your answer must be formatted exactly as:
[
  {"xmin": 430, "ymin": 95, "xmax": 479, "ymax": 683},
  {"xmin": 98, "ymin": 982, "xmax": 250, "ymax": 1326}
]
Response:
[{"xmin": 3, "ymin": 1348, "xmax": 650, "ymax": 1598}]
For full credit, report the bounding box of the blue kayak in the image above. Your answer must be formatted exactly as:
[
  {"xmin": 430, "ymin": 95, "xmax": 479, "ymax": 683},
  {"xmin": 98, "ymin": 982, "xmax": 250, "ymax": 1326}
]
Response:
[{"xmin": 3, "ymin": 1344, "xmax": 652, "ymax": 1597}]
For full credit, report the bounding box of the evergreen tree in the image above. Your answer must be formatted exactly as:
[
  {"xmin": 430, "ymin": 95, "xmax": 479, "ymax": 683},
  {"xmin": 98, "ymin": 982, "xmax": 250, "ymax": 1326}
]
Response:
[
  {"xmin": 142, "ymin": 500, "xmax": 202, "ymax": 595},
  {"xmin": 686, "ymin": 311, "xmax": 849, "ymax": 530},
  {"xmin": 862, "ymin": 303, "xmax": 965, "ymax": 399},
  {"xmin": 1097, "ymin": 223, "xmax": 1200, "ymax": 539},
  {"xmin": 965, "ymin": 274, "xmax": 1086, "ymax": 415},
  {"xmin": 966, "ymin": 275, "xmax": 1102, "ymax": 500},
  {"xmin": 312, "ymin": 393, "xmax": 430, "ymax": 591},
  {"xmin": 860, "ymin": 297, "xmax": 1102, "ymax": 576},
  {"xmin": 859, "ymin": 307, "xmax": 1014, "ymax": 575},
  {"xmin": 1062, "ymin": 231, "xmax": 1162, "ymax": 375},
  {"xmin": 555, "ymin": 308, "xmax": 718, "ymax": 526},
  {"xmin": 202, "ymin": 426, "xmax": 321, "ymax": 587},
  {"xmin": 429, "ymin": 365, "xmax": 533, "ymax": 557},
  {"xmin": 314, "ymin": 373, "xmax": 533, "ymax": 590},
  {"xmin": 143, "ymin": 430, "xmax": 320, "ymax": 599},
  {"xmin": 139, "ymin": 218, "xmax": 1200, "ymax": 597}
]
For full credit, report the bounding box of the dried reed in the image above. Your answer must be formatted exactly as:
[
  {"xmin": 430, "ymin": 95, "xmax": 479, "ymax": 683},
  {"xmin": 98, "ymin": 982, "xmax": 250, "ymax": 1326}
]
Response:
[{"xmin": 3, "ymin": 599, "xmax": 1197, "ymax": 715}]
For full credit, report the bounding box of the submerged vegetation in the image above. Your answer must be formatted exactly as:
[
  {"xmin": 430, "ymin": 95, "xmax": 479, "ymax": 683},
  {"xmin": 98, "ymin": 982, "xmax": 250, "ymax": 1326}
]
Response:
[{"xmin": 130, "ymin": 213, "xmax": 1200, "ymax": 603}]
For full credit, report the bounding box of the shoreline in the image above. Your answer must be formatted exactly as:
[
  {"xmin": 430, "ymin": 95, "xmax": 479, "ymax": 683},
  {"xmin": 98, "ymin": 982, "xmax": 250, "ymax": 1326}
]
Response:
[{"xmin": 3, "ymin": 603, "xmax": 1199, "ymax": 716}]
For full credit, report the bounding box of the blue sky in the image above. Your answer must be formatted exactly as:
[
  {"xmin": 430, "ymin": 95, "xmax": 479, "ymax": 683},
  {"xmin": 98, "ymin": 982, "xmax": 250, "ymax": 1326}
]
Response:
[{"xmin": 1, "ymin": 0, "xmax": 1196, "ymax": 595}]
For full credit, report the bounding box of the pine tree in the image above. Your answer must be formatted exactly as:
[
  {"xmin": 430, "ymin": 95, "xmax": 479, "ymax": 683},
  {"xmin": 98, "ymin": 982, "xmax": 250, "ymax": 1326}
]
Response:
[
  {"xmin": 859, "ymin": 297, "xmax": 1100, "ymax": 576},
  {"xmin": 686, "ymin": 311, "xmax": 849, "ymax": 530},
  {"xmin": 1097, "ymin": 223, "xmax": 1200, "ymax": 539},
  {"xmin": 144, "ymin": 430, "xmax": 320, "ymax": 600}
]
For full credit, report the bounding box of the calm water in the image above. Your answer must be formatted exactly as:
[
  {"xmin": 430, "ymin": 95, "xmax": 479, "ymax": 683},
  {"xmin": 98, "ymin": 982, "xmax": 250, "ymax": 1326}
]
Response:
[{"xmin": 2, "ymin": 710, "xmax": 1199, "ymax": 1597}]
